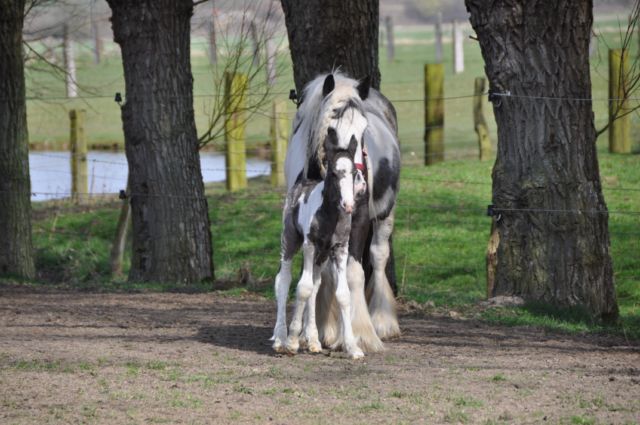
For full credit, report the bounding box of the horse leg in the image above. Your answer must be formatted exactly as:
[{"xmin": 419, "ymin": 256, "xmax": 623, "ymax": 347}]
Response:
[
  {"xmin": 272, "ymin": 215, "xmax": 302, "ymax": 353},
  {"xmin": 285, "ymin": 241, "xmax": 315, "ymax": 354},
  {"xmin": 347, "ymin": 255, "xmax": 384, "ymax": 352},
  {"xmin": 346, "ymin": 203, "xmax": 383, "ymax": 353},
  {"xmin": 302, "ymin": 263, "xmax": 324, "ymax": 353},
  {"xmin": 333, "ymin": 247, "xmax": 364, "ymax": 359},
  {"xmin": 366, "ymin": 209, "xmax": 400, "ymax": 339},
  {"xmin": 316, "ymin": 266, "xmax": 340, "ymax": 348}
]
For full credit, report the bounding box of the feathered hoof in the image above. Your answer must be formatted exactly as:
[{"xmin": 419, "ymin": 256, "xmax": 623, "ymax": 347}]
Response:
[
  {"xmin": 349, "ymin": 350, "xmax": 365, "ymax": 360},
  {"xmin": 272, "ymin": 339, "xmax": 287, "ymax": 354},
  {"xmin": 319, "ymin": 324, "xmax": 340, "ymax": 349},
  {"xmin": 356, "ymin": 333, "xmax": 385, "ymax": 353},
  {"xmin": 285, "ymin": 337, "xmax": 300, "ymax": 354},
  {"xmin": 346, "ymin": 343, "xmax": 365, "ymax": 360},
  {"xmin": 371, "ymin": 312, "xmax": 401, "ymax": 340},
  {"xmin": 352, "ymin": 316, "xmax": 385, "ymax": 352},
  {"xmin": 307, "ymin": 340, "xmax": 323, "ymax": 353}
]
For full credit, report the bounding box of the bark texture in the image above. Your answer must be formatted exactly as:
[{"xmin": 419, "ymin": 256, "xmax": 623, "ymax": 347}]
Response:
[
  {"xmin": 0, "ymin": 0, "xmax": 35, "ymax": 279},
  {"xmin": 107, "ymin": 0, "xmax": 213, "ymax": 283},
  {"xmin": 280, "ymin": 0, "xmax": 381, "ymax": 92},
  {"xmin": 466, "ymin": 0, "xmax": 618, "ymax": 320}
]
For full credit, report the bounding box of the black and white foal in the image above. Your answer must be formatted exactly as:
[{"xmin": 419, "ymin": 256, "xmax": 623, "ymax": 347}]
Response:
[{"xmin": 272, "ymin": 131, "xmax": 367, "ymax": 359}]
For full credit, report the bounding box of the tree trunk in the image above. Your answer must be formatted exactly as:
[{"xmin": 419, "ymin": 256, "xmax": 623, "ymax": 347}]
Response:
[
  {"xmin": 107, "ymin": 0, "xmax": 214, "ymax": 283},
  {"xmin": 466, "ymin": 0, "xmax": 618, "ymax": 320},
  {"xmin": 0, "ymin": 0, "xmax": 35, "ymax": 279},
  {"xmin": 280, "ymin": 0, "xmax": 381, "ymax": 92}
]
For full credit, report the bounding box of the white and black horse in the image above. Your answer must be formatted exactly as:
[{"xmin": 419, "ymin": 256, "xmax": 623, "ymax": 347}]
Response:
[
  {"xmin": 272, "ymin": 130, "xmax": 368, "ymax": 359},
  {"xmin": 284, "ymin": 72, "xmax": 401, "ymax": 353}
]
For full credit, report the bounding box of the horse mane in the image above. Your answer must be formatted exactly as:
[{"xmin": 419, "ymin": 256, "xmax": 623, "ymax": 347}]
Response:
[{"xmin": 298, "ymin": 72, "xmax": 364, "ymax": 179}]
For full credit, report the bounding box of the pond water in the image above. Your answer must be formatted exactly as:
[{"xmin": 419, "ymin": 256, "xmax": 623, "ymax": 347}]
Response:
[{"xmin": 29, "ymin": 151, "xmax": 271, "ymax": 201}]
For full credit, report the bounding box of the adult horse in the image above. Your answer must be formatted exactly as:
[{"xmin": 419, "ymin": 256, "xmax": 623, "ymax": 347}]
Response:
[{"xmin": 285, "ymin": 72, "xmax": 401, "ymax": 352}]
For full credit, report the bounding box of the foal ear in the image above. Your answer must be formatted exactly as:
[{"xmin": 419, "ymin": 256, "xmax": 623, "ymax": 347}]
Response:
[
  {"xmin": 357, "ymin": 75, "xmax": 370, "ymax": 100},
  {"xmin": 322, "ymin": 74, "xmax": 335, "ymax": 97}
]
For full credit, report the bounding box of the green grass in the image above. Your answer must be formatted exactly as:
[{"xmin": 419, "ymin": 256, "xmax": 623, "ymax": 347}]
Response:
[{"xmin": 9, "ymin": 20, "xmax": 640, "ymax": 340}]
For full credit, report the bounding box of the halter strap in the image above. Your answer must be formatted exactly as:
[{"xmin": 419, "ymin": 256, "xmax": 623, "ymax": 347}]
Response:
[{"xmin": 355, "ymin": 163, "xmax": 365, "ymax": 171}]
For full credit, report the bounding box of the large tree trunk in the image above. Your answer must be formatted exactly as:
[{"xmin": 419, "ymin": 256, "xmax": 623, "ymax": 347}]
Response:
[
  {"xmin": 280, "ymin": 0, "xmax": 381, "ymax": 93},
  {"xmin": 0, "ymin": 0, "xmax": 35, "ymax": 279},
  {"xmin": 466, "ymin": 0, "xmax": 618, "ymax": 320},
  {"xmin": 107, "ymin": 0, "xmax": 213, "ymax": 283}
]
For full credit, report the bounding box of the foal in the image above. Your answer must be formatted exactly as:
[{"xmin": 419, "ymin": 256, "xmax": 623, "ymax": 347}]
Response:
[{"xmin": 272, "ymin": 130, "xmax": 367, "ymax": 359}]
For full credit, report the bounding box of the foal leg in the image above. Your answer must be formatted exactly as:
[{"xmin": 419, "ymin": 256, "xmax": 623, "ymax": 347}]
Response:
[
  {"xmin": 302, "ymin": 263, "xmax": 323, "ymax": 353},
  {"xmin": 333, "ymin": 248, "xmax": 364, "ymax": 359},
  {"xmin": 285, "ymin": 241, "xmax": 315, "ymax": 354},
  {"xmin": 366, "ymin": 210, "xmax": 401, "ymax": 340}
]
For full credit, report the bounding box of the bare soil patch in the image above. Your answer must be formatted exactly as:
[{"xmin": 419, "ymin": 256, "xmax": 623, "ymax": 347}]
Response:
[{"xmin": 0, "ymin": 287, "xmax": 638, "ymax": 424}]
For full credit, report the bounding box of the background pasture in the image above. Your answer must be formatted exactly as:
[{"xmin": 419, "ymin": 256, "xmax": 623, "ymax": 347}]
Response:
[
  {"xmin": 22, "ymin": 17, "xmax": 640, "ymax": 338},
  {"xmin": 18, "ymin": 18, "xmax": 640, "ymax": 335},
  {"xmin": 1, "ymin": 10, "xmax": 639, "ymax": 425}
]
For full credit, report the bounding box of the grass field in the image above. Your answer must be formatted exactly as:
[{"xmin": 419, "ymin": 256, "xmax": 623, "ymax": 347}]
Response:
[{"xmin": 19, "ymin": 18, "xmax": 640, "ymax": 339}]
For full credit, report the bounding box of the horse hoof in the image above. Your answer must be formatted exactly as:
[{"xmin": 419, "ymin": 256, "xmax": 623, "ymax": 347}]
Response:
[
  {"xmin": 349, "ymin": 350, "xmax": 365, "ymax": 360},
  {"xmin": 285, "ymin": 338, "xmax": 299, "ymax": 354},
  {"xmin": 308, "ymin": 340, "xmax": 322, "ymax": 353},
  {"xmin": 272, "ymin": 340, "xmax": 287, "ymax": 354}
]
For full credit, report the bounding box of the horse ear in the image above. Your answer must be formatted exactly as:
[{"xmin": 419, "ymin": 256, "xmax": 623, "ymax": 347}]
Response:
[
  {"xmin": 322, "ymin": 74, "xmax": 335, "ymax": 97},
  {"xmin": 348, "ymin": 135, "xmax": 358, "ymax": 158},
  {"xmin": 357, "ymin": 75, "xmax": 370, "ymax": 100}
]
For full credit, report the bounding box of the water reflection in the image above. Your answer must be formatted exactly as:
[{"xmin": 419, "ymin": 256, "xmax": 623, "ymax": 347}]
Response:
[{"xmin": 29, "ymin": 151, "xmax": 271, "ymax": 201}]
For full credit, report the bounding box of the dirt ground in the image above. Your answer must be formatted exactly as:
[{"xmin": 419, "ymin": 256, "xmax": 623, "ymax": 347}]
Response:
[{"xmin": 0, "ymin": 287, "xmax": 638, "ymax": 425}]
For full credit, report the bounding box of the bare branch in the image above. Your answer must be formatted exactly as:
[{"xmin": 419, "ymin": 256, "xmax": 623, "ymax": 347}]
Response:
[
  {"xmin": 595, "ymin": 0, "xmax": 640, "ymax": 138},
  {"xmin": 197, "ymin": 0, "xmax": 286, "ymax": 149}
]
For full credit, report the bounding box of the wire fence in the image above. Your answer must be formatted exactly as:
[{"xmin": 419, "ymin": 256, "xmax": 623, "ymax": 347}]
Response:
[
  {"xmin": 11, "ymin": 13, "xmax": 640, "ymax": 298},
  {"xmin": 13, "ymin": 150, "xmax": 640, "ymax": 303}
]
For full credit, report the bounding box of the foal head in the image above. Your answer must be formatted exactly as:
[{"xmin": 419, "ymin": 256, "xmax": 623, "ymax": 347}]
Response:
[{"xmin": 324, "ymin": 128, "xmax": 364, "ymax": 215}]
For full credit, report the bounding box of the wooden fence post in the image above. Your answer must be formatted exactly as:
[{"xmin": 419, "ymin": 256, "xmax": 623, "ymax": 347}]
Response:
[
  {"xmin": 110, "ymin": 182, "xmax": 130, "ymax": 277},
  {"xmin": 424, "ymin": 63, "xmax": 444, "ymax": 165},
  {"xmin": 69, "ymin": 109, "xmax": 88, "ymax": 203},
  {"xmin": 63, "ymin": 24, "xmax": 77, "ymax": 98},
  {"xmin": 385, "ymin": 16, "xmax": 395, "ymax": 62},
  {"xmin": 270, "ymin": 99, "xmax": 289, "ymax": 187},
  {"xmin": 473, "ymin": 77, "xmax": 492, "ymax": 160},
  {"xmin": 224, "ymin": 72, "xmax": 248, "ymax": 191},
  {"xmin": 486, "ymin": 218, "xmax": 499, "ymax": 298},
  {"xmin": 434, "ymin": 12, "xmax": 443, "ymax": 62},
  {"xmin": 209, "ymin": 1, "xmax": 218, "ymax": 65},
  {"xmin": 250, "ymin": 21, "xmax": 260, "ymax": 67},
  {"xmin": 90, "ymin": 3, "xmax": 101, "ymax": 65},
  {"xmin": 609, "ymin": 48, "xmax": 630, "ymax": 153},
  {"xmin": 453, "ymin": 21, "xmax": 464, "ymax": 74}
]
